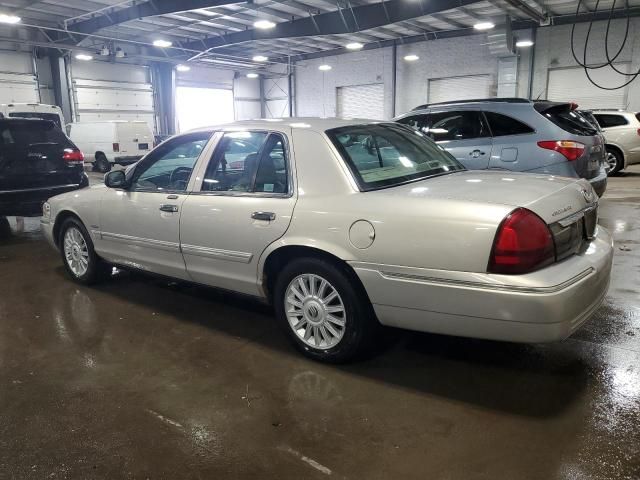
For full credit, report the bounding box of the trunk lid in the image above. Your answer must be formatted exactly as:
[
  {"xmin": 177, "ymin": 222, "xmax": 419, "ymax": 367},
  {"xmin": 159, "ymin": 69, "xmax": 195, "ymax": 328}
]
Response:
[{"xmin": 0, "ymin": 119, "xmax": 82, "ymax": 191}]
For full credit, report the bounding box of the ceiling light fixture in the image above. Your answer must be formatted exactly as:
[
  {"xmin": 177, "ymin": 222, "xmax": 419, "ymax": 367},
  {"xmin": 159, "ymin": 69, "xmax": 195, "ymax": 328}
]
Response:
[
  {"xmin": 0, "ymin": 13, "xmax": 21, "ymax": 24},
  {"xmin": 252, "ymin": 55, "xmax": 268, "ymax": 62},
  {"xmin": 254, "ymin": 20, "xmax": 276, "ymax": 29},
  {"xmin": 176, "ymin": 64, "xmax": 191, "ymax": 72},
  {"xmin": 153, "ymin": 39, "xmax": 172, "ymax": 48},
  {"xmin": 516, "ymin": 39, "xmax": 534, "ymax": 48},
  {"xmin": 318, "ymin": 64, "xmax": 332, "ymax": 71},
  {"xmin": 75, "ymin": 54, "xmax": 93, "ymax": 61},
  {"xmin": 404, "ymin": 54, "xmax": 419, "ymax": 62},
  {"xmin": 474, "ymin": 22, "xmax": 495, "ymax": 30},
  {"xmin": 346, "ymin": 42, "xmax": 363, "ymax": 50},
  {"xmin": 246, "ymin": 73, "xmax": 259, "ymax": 78}
]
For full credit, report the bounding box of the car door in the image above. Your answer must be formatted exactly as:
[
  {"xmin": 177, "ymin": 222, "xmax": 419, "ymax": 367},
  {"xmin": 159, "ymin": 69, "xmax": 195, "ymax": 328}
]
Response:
[
  {"xmin": 483, "ymin": 111, "xmax": 537, "ymax": 171},
  {"xmin": 425, "ymin": 110, "xmax": 492, "ymax": 169},
  {"xmin": 97, "ymin": 131, "xmax": 213, "ymax": 279},
  {"xmin": 179, "ymin": 129, "xmax": 297, "ymax": 296}
]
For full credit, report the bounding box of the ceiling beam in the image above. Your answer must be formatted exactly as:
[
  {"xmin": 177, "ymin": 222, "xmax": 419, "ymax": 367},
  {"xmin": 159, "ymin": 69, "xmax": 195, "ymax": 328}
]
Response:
[
  {"xmin": 66, "ymin": 0, "xmax": 245, "ymax": 35},
  {"xmin": 500, "ymin": 0, "xmax": 546, "ymax": 23},
  {"xmin": 181, "ymin": 0, "xmax": 481, "ymax": 52}
]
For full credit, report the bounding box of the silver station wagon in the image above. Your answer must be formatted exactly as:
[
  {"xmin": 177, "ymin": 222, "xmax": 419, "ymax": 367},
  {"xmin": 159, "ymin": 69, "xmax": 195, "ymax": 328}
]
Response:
[{"xmin": 42, "ymin": 119, "xmax": 614, "ymax": 363}]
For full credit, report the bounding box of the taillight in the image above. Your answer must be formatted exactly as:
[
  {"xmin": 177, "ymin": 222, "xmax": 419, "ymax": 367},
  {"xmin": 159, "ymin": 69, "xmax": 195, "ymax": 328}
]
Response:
[
  {"xmin": 62, "ymin": 148, "xmax": 84, "ymax": 166},
  {"xmin": 488, "ymin": 208, "xmax": 555, "ymax": 275},
  {"xmin": 636, "ymin": 128, "xmax": 640, "ymax": 137},
  {"xmin": 113, "ymin": 142, "xmax": 120, "ymax": 152},
  {"xmin": 537, "ymin": 140, "xmax": 585, "ymax": 161}
]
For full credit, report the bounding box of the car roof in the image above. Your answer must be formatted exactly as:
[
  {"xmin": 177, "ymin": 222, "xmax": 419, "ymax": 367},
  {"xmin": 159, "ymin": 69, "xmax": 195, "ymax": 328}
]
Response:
[{"xmin": 187, "ymin": 117, "xmax": 390, "ymax": 134}]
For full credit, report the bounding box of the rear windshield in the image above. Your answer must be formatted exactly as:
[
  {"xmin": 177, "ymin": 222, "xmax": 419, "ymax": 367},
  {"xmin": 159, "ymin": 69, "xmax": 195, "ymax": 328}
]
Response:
[
  {"xmin": 0, "ymin": 120, "xmax": 74, "ymax": 151},
  {"xmin": 326, "ymin": 123, "xmax": 465, "ymax": 191},
  {"xmin": 8, "ymin": 112, "xmax": 62, "ymax": 128},
  {"xmin": 542, "ymin": 109, "xmax": 598, "ymax": 136}
]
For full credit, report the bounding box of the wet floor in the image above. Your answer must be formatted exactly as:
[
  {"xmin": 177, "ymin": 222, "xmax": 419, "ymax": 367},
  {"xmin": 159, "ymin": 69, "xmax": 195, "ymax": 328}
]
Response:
[{"xmin": 1, "ymin": 168, "xmax": 639, "ymax": 479}]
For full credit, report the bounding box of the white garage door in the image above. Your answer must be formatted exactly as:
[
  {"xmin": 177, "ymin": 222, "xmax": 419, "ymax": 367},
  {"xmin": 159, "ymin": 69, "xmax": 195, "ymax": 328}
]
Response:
[
  {"xmin": 0, "ymin": 52, "xmax": 39, "ymax": 103},
  {"xmin": 428, "ymin": 74, "xmax": 492, "ymax": 104},
  {"xmin": 336, "ymin": 83, "xmax": 384, "ymax": 120},
  {"xmin": 547, "ymin": 65, "xmax": 630, "ymax": 109},
  {"xmin": 72, "ymin": 62, "xmax": 155, "ymax": 130}
]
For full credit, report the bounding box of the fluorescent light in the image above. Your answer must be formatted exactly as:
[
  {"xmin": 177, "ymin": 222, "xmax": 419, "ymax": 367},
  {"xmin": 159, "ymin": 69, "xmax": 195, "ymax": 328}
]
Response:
[
  {"xmin": 252, "ymin": 55, "xmax": 268, "ymax": 62},
  {"xmin": 254, "ymin": 20, "xmax": 276, "ymax": 29},
  {"xmin": 346, "ymin": 42, "xmax": 363, "ymax": 50},
  {"xmin": 516, "ymin": 40, "xmax": 534, "ymax": 48},
  {"xmin": 153, "ymin": 39, "xmax": 172, "ymax": 48},
  {"xmin": 176, "ymin": 64, "xmax": 191, "ymax": 72},
  {"xmin": 0, "ymin": 14, "xmax": 21, "ymax": 24},
  {"xmin": 318, "ymin": 64, "xmax": 332, "ymax": 71},
  {"xmin": 246, "ymin": 73, "xmax": 259, "ymax": 78},
  {"xmin": 404, "ymin": 54, "xmax": 419, "ymax": 62},
  {"xmin": 474, "ymin": 22, "xmax": 495, "ymax": 30},
  {"xmin": 75, "ymin": 54, "xmax": 93, "ymax": 61}
]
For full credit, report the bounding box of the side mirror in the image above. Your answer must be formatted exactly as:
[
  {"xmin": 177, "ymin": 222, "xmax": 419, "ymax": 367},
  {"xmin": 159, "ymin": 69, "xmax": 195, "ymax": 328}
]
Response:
[{"xmin": 105, "ymin": 170, "xmax": 127, "ymax": 189}]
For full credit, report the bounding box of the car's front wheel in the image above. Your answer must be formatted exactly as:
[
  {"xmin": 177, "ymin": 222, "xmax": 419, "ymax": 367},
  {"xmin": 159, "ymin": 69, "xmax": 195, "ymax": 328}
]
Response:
[
  {"xmin": 274, "ymin": 257, "xmax": 377, "ymax": 363},
  {"xmin": 59, "ymin": 218, "xmax": 107, "ymax": 285}
]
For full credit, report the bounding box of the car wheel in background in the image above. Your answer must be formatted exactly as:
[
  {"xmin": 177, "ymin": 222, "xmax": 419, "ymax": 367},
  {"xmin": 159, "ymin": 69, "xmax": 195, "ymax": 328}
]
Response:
[
  {"xmin": 274, "ymin": 257, "xmax": 379, "ymax": 363},
  {"xmin": 0, "ymin": 216, "xmax": 10, "ymax": 237},
  {"xmin": 59, "ymin": 217, "xmax": 108, "ymax": 285},
  {"xmin": 605, "ymin": 148, "xmax": 624, "ymax": 176},
  {"xmin": 93, "ymin": 153, "xmax": 112, "ymax": 173}
]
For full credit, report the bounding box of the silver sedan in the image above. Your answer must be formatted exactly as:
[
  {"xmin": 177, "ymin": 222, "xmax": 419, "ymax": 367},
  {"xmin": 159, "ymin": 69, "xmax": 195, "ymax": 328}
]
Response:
[{"xmin": 41, "ymin": 119, "xmax": 614, "ymax": 363}]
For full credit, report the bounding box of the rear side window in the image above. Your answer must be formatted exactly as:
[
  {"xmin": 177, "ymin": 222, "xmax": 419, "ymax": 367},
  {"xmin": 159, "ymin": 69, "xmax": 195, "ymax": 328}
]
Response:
[
  {"xmin": 542, "ymin": 110, "xmax": 597, "ymax": 136},
  {"xmin": 594, "ymin": 114, "xmax": 629, "ymax": 128},
  {"xmin": 0, "ymin": 120, "xmax": 73, "ymax": 150},
  {"xmin": 484, "ymin": 112, "xmax": 534, "ymax": 136}
]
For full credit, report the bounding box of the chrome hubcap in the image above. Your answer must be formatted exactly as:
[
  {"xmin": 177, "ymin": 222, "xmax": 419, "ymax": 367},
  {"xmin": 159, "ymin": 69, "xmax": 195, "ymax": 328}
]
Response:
[
  {"xmin": 285, "ymin": 274, "xmax": 346, "ymax": 350},
  {"xmin": 63, "ymin": 227, "xmax": 89, "ymax": 277},
  {"xmin": 606, "ymin": 152, "xmax": 618, "ymax": 170}
]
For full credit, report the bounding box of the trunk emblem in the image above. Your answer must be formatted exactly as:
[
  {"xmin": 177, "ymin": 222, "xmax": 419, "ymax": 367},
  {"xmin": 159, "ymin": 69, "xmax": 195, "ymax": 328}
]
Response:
[{"xmin": 582, "ymin": 188, "xmax": 595, "ymax": 204}]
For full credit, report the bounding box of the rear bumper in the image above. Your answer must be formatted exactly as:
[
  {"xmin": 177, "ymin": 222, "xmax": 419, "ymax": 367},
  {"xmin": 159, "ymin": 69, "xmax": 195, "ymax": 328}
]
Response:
[
  {"xmin": 351, "ymin": 227, "xmax": 614, "ymax": 343},
  {"xmin": 0, "ymin": 178, "xmax": 87, "ymax": 217},
  {"xmin": 588, "ymin": 167, "xmax": 608, "ymax": 197}
]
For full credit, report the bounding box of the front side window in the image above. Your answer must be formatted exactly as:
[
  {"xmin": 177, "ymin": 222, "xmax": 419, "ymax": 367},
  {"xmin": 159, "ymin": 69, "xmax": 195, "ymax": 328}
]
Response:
[
  {"xmin": 423, "ymin": 111, "xmax": 489, "ymax": 142},
  {"xmin": 593, "ymin": 114, "xmax": 629, "ymax": 128},
  {"xmin": 327, "ymin": 123, "xmax": 465, "ymax": 191},
  {"xmin": 201, "ymin": 131, "xmax": 289, "ymax": 194},
  {"xmin": 484, "ymin": 112, "xmax": 535, "ymax": 136},
  {"xmin": 130, "ymin": 131, "xmax": 211, "ymax": 192}
]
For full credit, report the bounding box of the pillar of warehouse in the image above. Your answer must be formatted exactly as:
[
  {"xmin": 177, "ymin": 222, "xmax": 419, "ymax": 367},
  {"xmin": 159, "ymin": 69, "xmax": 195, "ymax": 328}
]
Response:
[
  {"xmin": 152, "ymin": 63, "xmax": 177, "ymax": 136},
  {"xmin": 48, "ymin": 54, "xmax": 73, "ymax": 124}
]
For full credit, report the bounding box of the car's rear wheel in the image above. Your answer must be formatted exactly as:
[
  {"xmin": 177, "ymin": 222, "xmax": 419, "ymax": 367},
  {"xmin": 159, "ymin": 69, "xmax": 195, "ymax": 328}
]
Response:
[
  {"xmin": 59, "ymin": 218, "xmax": 107, "ymax": 285},
  {"xmin": 93, "ymin": 153, "xmax": 111, "ymax": 173},
  {"xmin": 606, "ymin": 148, "xmax": 623, "ymax": 176},
  {"xmin": 274, "ymin": 257, "xmax": 377, "ymax": 363}
]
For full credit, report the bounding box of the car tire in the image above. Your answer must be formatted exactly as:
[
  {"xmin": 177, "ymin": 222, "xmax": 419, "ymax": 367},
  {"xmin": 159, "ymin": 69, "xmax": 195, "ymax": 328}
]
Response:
[
  {"xmin": 605, "ymin": 148, "xmax": 624, "ymax": 176},
  {"xmin": 59, "ymin": 217, "xmax": 108, "ymax": 285},
  {"xmin": 94, "ymin": 154, "xmax": 112, "ymax": 174},
  {"xmin": 0, "ymin": 216, "xmax": 10, "ymax": 237},
  {"xmin": 273, "ymin": 257, "xmax": 379, "ymax": 363}
]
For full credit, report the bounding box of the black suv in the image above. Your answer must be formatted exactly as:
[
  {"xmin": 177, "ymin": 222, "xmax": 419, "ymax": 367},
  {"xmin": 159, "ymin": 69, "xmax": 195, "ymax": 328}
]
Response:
[{"xmin": 0, "ymin": 117, "xmax": 88, "ymax": 217}]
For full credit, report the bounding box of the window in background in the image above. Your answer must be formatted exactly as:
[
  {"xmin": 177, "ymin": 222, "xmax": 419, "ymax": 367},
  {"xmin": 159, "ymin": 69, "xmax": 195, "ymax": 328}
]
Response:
[{"xmin": 176, "ymin": 87, "xmax": 234, "ymax": 132}]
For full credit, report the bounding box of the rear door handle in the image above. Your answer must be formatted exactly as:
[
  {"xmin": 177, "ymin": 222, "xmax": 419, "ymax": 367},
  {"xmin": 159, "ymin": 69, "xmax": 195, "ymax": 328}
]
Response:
[
  {"xmin": 251, "ymin": 211, "xmax": 276, "ymax": 221},
  {"xmin": 160, "ymin": 204, "xmax": 179, "ymax": 213}
]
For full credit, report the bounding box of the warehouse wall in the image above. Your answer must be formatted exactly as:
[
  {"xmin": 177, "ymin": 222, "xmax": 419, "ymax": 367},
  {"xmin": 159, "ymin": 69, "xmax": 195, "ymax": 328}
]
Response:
[
  {"xmin": 295, "ymin": 47, "xmax": 394, "ymax": 119},
  {"xmin": 532, "ymin": 17, "xmax": 640, "ymax": 111}
]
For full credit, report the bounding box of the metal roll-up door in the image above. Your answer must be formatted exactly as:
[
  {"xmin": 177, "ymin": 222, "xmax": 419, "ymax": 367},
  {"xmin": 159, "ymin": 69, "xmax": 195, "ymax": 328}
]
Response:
[
  {"xmin": 428, "ymin": 75, "xmax": 492, "ymax": 104},
  {"xmin": 547, "ymin": 65, "xmax": 630, "ymax": 109},
  {"xmin": 0, "ymin": 52, "xmax": 39, "ymax": 103},
  {"xmin": 336, "ymin": 83, "xmax": 384, "ymax": 120}
]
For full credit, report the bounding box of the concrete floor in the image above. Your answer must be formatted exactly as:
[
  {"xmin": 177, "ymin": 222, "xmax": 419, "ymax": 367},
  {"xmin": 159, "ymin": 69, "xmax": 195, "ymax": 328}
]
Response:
[{"xmin": 1, "ymin": 168, "xmax": 639, "ymax": 479}]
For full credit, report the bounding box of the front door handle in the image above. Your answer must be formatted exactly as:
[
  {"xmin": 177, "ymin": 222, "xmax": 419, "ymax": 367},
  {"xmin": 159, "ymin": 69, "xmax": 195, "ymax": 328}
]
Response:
[
  {"xmin": 251, "ymin": 211, "xmax": 276, "ymax": 221},
  {"xmin": 160, "ymin": 204, "xmax": 179, "ymax": 213}
]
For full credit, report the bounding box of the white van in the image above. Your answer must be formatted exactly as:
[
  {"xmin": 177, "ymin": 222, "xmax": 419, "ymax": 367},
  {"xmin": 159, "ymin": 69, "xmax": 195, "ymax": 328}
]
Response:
[
  {"xmin": 0, "ymin": 103, "xmax": 65, "ymax": 129},
  {"xmin": 68, "ymin": 121, "xmax": 154, "ymax": 173}
]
